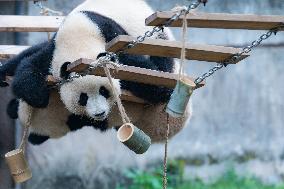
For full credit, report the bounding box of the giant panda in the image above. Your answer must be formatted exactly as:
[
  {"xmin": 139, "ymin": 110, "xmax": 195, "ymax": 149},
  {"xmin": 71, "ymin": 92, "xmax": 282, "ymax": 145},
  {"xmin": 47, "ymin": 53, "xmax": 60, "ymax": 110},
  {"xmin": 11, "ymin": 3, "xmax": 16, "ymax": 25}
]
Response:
[{"xmin": 1, "ymin": 0, "xmax": 190, "ymax": 145}]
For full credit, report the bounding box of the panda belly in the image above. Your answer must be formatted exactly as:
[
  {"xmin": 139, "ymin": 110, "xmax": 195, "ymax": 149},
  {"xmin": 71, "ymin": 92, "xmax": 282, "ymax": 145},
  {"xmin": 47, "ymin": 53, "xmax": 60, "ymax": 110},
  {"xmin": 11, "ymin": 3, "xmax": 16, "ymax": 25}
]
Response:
[{"xmin": 18, "ymin": 91, "xmax": 71, "ymax": 139}]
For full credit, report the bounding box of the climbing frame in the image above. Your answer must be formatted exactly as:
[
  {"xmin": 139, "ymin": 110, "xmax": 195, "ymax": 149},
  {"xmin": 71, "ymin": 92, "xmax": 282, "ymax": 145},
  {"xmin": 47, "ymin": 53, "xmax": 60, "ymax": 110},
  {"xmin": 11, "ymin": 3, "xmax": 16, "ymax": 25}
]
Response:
[{"xmin": 0, "ymin": 10, "xmax": 283, "ymax": 104}]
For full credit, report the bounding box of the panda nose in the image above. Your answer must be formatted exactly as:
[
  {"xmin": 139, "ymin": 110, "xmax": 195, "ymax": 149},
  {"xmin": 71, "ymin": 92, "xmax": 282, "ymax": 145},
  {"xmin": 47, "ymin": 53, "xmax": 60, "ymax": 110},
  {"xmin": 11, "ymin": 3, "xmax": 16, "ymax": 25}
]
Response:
[{"xmin": 95, "ymin": 112, "xmax": 105, "ymax": 117}]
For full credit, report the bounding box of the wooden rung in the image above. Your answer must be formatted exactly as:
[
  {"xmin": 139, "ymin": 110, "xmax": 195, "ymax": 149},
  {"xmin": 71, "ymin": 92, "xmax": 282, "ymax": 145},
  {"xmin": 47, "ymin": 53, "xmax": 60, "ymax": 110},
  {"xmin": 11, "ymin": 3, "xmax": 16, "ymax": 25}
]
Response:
[
  {"xmin": 106, "ymin": 35, "xmax": 249, "ymax": 63},
  {"xmin": 0, "ymin": 45, "xmax": 30, "ymax": 59},
  {"xmin": 7, "ymin": 75, "xmax": 147, "ymax": 104},
  {"xmin": 146, "ymin": 11, "xmax": 284, "ymax": 30},
  {"xmin": 67, "ymin": 58, "xmax": 205, "ymax": 89},
  {"xmin": 0, "ymin": 16, "xmax": 63, "ymax": 32}
]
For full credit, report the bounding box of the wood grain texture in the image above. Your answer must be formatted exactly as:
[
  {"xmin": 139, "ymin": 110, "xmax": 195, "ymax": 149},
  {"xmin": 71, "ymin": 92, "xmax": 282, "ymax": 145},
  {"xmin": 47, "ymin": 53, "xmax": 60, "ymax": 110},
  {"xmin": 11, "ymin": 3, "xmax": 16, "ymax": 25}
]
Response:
[
  {"xmin": 146, "ymin": 11, "xmax": 284, "ymax": 30},
  {"xmin": 67, "ymin": 58, "xmax": 205, "ymax": 89},
  {"xmin": 0, "ymin": 15, "xmax": 63, "ymax": 32},
  {"xmin": 106, "ymin": 35, "xmax": 249, "ymax": 63}
]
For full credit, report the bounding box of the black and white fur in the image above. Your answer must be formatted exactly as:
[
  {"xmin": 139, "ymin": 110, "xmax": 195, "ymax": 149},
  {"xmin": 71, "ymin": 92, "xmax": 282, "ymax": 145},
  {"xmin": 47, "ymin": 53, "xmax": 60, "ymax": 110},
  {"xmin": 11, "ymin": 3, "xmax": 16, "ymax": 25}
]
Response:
[{"xmin": 2, "ymin": 0, "xmax": 178, "ymax": 145}]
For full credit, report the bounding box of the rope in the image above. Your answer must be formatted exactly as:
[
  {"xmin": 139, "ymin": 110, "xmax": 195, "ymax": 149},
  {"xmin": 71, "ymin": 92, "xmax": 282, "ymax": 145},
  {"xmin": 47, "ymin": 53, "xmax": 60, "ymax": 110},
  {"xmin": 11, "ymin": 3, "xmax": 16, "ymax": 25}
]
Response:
[
  {"xmin": 163, "ymin": 114, "xmax": 170, "ymax": 189},
  {"xmin": 90, "ymin": 58, "xmax": 131, "ymax": 124},
  {"xmin": 19, "ymin": 106, "xmax": 33, "ymax": 153},
  {"xmin": 179, "ymin": 12, "xmax": 189, "ymax": 81}
]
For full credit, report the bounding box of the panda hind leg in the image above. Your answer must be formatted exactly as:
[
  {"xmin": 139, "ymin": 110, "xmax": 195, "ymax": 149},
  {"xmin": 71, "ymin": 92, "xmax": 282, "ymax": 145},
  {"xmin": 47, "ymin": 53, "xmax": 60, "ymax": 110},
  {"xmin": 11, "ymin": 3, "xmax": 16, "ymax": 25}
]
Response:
[
  {"xmin": 28, "ymin": 133, "xmax": 50, "ymax": 145},
  {"xmin": 7, "ymin": 99, "xmax": 19, "ymax": 119}
]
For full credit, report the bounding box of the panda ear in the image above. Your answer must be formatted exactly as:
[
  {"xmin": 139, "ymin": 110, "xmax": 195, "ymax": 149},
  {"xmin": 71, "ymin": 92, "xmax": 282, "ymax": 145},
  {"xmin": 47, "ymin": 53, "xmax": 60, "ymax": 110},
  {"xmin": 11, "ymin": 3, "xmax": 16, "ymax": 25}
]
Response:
[{"xmin": 60, "ymin": 62, "xmax": 71, "ymax": 79}]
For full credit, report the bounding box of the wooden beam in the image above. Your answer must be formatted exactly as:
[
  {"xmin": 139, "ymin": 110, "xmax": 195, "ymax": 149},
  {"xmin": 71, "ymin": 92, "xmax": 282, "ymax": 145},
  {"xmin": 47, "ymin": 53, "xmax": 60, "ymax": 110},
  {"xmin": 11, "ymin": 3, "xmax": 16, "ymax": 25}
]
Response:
[
  {"xmin": 0, "ymin": 45, "xmax": 29, "ymax": 59},
  {"xmin": 67, "ymin": 58, "xmax": 204, "ymax": 89},
  {"xmin": 106, "ymin": 35, "xmax": 249, "ymax": 63},
  {"xmin": 0, "ymin": 15, "xmax": 63, "ymax": 32},
  {"xmin": 146, "ymin": 11, "xmax": 284, "ymax": 30}
]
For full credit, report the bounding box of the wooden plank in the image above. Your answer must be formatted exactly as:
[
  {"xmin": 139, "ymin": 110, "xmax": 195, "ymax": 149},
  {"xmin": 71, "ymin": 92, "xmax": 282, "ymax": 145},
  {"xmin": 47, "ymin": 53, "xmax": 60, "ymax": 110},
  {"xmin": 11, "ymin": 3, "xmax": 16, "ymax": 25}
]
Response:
[
  {"xmin": 146, "ymin": 11, "xmax": 284, "ymax": 30},
  {"xmin": 0, "ymin": 15, "xmax": 63, "ymax": 32},
  {"xmin": 67, "ymin": 58, "xmax": 204, "ymax": 89},
  {"xmin": 0, "ymin": 45, "xmax": 29, "ymax": 59},
  {"xmin": 106, "ymin": 35, "xmax": 249, "ymax": 63}
]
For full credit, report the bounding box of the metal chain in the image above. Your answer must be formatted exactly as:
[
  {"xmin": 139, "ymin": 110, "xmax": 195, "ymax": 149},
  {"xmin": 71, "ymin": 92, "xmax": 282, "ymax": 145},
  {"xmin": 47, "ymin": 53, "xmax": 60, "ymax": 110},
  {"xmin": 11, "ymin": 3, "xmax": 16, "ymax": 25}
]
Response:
[
  {"xmin": 34, "ymin": 1, "xmax": 64, "ymax": 16},
  {"xmin": 194, "ymin": 23, "xmax": 284, "ymax": 85}
]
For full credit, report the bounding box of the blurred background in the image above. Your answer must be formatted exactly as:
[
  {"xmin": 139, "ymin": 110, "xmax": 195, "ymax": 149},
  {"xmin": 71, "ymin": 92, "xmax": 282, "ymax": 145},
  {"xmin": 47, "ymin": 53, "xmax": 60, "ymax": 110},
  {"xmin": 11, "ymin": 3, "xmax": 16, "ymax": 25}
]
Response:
[{"xmin": 0, "ymin": 0, "xmax": 284, "ymax": 188}]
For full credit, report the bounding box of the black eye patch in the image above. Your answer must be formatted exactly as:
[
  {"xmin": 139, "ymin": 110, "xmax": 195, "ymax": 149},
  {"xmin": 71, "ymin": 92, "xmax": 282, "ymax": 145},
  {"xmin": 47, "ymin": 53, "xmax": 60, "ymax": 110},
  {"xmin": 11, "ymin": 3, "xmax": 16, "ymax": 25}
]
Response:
[
  {"xmin": 79, "ymin": 93, "xmax": 88, "ymax": 106},
  {"xmin": 99, "ymin": 86, "xmax": 110, "ymax": 99}
]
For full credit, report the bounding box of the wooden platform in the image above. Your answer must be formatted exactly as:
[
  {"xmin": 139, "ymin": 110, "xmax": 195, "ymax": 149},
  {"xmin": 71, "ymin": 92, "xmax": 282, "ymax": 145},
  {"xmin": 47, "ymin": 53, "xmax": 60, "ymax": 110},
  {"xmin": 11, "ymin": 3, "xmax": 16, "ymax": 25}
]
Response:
[
  {"xmin": 146, "ymin": 11, "xmax": 284, "ymax": 30},
  {"xmin": 0, "ymin": 15, "xmax": 63, "ymax": 32},
  {"xmin": 106, "ymin": 35, "xmax": 249, "ymax": 63}
]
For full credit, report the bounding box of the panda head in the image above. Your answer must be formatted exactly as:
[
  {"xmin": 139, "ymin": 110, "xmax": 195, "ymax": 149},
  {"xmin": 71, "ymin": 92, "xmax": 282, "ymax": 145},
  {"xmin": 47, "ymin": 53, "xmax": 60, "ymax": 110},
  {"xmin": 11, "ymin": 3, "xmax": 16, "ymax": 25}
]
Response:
[{"xmin": 59, "ymin": 75, "xmax": 120, "ymax": 121}]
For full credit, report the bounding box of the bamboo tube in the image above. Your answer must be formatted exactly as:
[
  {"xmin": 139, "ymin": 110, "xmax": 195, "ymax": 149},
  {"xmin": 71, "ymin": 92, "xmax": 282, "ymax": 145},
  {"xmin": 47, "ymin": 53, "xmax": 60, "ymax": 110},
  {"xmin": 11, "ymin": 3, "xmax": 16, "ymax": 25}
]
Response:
[
  {"xmin": 5, "ymin": 149, "xmax": 32, "ymax": 183},
  {"xmin": 117, "ymin": 123, "xmax": 151, "ymax": 154},
  {"xmin": 166, "ymin": 78, "xmax": 195, "ymax": 118}
]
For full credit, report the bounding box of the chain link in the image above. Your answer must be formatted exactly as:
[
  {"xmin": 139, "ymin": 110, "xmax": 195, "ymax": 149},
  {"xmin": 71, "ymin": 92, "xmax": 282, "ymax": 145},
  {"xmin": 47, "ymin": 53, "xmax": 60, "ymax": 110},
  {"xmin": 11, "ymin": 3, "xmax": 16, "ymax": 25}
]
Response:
[
  {"xmin": 34, "ymin": 1, "xmax": 64, "ymax": 16},
  {"xmin": 194, "ymin": 23, "xmax": 284, "ymax": 85}
]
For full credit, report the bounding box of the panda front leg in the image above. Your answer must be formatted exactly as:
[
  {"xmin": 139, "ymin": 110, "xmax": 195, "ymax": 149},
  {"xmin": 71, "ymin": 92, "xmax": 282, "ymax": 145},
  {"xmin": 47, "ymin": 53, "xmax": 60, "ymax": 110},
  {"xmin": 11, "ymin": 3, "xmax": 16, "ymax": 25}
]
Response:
[
  {"xmin": 0, "ymin": 41, "xmax": 50, "ymax": 87},
  {"xmin": 12, "ymin": 41, "xmax": 55, "ymax": 108}
]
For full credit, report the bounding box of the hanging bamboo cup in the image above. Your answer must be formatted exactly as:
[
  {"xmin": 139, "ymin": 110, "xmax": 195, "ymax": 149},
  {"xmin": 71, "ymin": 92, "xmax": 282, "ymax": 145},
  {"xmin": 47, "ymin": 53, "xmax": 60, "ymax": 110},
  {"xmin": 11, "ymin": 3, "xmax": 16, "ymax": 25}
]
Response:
[
  {"xmin": 166, "ymin": 78, "xmax": 195, "ymax": 118},
  {"xmin": 5, "ymin": 107, "xmax": 33, "ymax": 183},
  {"xmin": 5, "ymin": 149, "xmax": 32, "ymax": 183},
  {"xmin": 117, "ymin": 123, "xmax": 151, "ymax": 154},
  {"xmin": 166, "ymin": 9, "xmax": 195, "ymax": 118},
  {"xmin": 97, "ymin": 59, "xmax": 152, "ymax": 154}
]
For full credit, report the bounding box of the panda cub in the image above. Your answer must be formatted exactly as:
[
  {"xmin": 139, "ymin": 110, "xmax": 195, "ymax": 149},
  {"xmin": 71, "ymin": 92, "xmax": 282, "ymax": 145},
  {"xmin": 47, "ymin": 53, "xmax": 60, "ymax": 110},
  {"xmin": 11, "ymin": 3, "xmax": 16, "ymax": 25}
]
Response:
[
  {"xmin": 1, "ymin": 0, "xmax": 185, "ymax": 145},
  {"xmin": 12, "ymin": 75, "xmax": 120, "ymax": 145}
]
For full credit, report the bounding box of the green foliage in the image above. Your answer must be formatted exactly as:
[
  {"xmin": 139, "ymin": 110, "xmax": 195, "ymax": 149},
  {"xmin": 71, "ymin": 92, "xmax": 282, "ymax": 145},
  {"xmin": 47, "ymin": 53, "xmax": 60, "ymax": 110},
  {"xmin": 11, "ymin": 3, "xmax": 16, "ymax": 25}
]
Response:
[{"xmin": 116, "ymin": 160, "xmax": 284, "ymax": 189}]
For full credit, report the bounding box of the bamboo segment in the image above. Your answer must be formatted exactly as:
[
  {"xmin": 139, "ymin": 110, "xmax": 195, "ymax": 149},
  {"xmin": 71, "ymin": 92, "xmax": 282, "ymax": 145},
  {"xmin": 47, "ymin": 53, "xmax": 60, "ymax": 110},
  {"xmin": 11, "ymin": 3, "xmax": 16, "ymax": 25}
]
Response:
[
  {"xmin": 166, "ymin": 78, "xmax": 196, "ymax": 118},
  {"xmin": 117, "ymin": 123, "xmax": 151, "ymax": 154},
  {"xmin": 5, "ymin": 149, "xmax": 32, "ymax": 183}
]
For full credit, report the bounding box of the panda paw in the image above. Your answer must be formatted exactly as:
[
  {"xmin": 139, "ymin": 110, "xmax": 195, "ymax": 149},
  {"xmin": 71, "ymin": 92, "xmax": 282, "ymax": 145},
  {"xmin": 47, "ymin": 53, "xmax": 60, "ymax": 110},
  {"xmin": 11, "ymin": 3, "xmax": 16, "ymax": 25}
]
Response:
[{"xmin": 7, "ymin": 99, "xmax": 19, "ymax": 119}]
